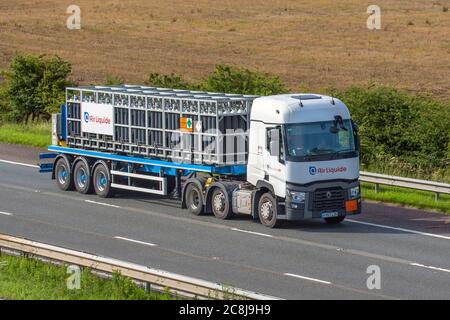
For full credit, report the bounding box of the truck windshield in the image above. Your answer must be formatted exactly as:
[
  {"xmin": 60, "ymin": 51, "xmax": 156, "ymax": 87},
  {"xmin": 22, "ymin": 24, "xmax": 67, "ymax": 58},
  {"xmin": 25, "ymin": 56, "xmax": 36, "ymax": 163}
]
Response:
[{"xmin": 285, "ymin": 120, "xmax": 356, "ymax": 160}]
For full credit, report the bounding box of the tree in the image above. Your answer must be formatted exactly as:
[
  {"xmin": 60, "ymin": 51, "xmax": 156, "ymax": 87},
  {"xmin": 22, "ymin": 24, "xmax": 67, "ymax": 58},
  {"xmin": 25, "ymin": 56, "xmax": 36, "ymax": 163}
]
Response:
[
  {"xmin": 145, "ymin": 73, "xmax": 196, "ymax": 90},
  {"xmin": 144, "ymin": 65, "xmax": 288, "ymax": 95},
  {"xmin": 1, "ymin": 54, "xmax": 71, "ymax": 122},
  {"xmin": 201, "ymin": 65, "xmax": 288, "ymax": 95}
]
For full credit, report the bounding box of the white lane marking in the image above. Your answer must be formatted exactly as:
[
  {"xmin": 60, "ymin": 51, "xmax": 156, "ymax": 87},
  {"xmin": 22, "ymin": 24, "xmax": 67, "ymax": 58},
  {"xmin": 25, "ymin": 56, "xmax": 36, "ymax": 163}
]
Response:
[
  {"xmin": 231, "ymin": 228, "xmax": 274, "ymax": 238},
  {"xmin": 0, "ymin": 159, "xmax": 39, "ymax": 168},
  {"xmin": 84, "ymin": 200, "xmax": 121, "ymax": 208},
  {"xmin": 0, "ymin": 211, "xmax": 13, "ymax": 216},
  {"xmin": 411, "ymin": 263, "xmax": 450, "ymax": 274},
  {"xmin": 347, "ymin": 219, "xmax": 450, "ymax": 241},
  {"xmin": 284, "ymin": 273, "xmax": 332, "ymax": 285},
  {"xmin": 114, "ymin": 236, "xmax": 157, "ymax": 247}
]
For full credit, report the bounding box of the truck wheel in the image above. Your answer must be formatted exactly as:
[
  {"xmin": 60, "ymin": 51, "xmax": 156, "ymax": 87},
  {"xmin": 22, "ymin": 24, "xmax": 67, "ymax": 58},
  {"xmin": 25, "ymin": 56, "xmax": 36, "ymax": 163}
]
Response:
[
  {"xmin": 258, "ymin": 192, "xmax": 282, "ymax": 228},
  {"xmin": 55, "ymin": 157, "xmax": 74, "ymax": 191},
  {"xmin": 74, "ymin": 160, "xmax": 93, "ymax": 194},
  {"xmin": 93, "ymin": 163, "xmax": 114, "ymax": 198},
  {"xmin": 211, "ymin": 187, "xmax": 233, "ymax": 220},
  {"xmin": 324, "ymin": 216, "xmax": 345, "ymax": 224},
  {"xmin": 185, "ymin": 183, "xmax": 204, "ymax": 215}
]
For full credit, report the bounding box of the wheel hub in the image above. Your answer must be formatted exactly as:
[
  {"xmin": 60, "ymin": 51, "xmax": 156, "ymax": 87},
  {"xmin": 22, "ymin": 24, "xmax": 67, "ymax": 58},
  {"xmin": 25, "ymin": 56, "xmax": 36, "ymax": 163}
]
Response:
[
  {"xmin": 260, "ymin": 201, "xmax": 273, "ymax": 220},
  {"xmin": 213, "ymin": 192, "xmax": 225, "ymax": 212},
  {"xmin": 76, "ymin": 168, "xmax": 87, "ymax": 188},
  {"xmin": 58, "ymin": 167, "xmax": 68, "ymax": 185},
  {"xmin": 97, "ymin": 172, "xmax": 106, "ymax": 192}
]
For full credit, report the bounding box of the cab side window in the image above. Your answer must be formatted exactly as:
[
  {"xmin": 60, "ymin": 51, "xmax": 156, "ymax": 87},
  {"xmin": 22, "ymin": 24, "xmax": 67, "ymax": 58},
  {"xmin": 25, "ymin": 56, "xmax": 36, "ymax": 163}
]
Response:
[
  {"xmin": 266, "ymin": 128, "xmax": 271, "ymax": 151},
  {"xmin": 266, "ymin": 127, "xmax": 285, "ymax": 161}
]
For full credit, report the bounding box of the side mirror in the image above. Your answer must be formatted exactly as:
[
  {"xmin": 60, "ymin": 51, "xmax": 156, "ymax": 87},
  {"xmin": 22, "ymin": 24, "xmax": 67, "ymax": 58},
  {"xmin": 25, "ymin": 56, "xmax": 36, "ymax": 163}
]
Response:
[{"xmin": 269, "ymin": 128, "xmax": 280, "ymax": 157}]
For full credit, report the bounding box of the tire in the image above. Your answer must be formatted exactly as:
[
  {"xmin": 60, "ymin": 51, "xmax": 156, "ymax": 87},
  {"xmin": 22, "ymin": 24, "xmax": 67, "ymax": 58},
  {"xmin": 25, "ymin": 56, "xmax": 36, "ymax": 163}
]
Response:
[
  {"xmin": 258, "ymin": 192, "xmax": 282, "ymax": 228},
  {"xmin": 54, "ymin": 157, "xmax": 74, "ymax": 191},
  {"xmin": 324, "ymin": 216, "xmax": 345, "ymax": 224},
  {"xmin": 93, "ymin": 163, "xmax": 114, "ymax": 198},
  {"xmin": 73, "ymin": 160, "xmax": 93, "ymax": 194},
  {"xmin": 185, "ymin": 183, "xmax": 204, "ymax": 215},
  {"xmin": 211, "ymin": 187, "xmax": 233, "ymax": 220}
]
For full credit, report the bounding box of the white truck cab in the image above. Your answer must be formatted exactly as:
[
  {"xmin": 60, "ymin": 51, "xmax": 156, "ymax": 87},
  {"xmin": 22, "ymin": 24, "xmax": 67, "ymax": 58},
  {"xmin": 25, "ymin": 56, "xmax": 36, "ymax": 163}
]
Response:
[{"xmin": 246, "ymin": 94, "xmax": 361, "ymax": 225}]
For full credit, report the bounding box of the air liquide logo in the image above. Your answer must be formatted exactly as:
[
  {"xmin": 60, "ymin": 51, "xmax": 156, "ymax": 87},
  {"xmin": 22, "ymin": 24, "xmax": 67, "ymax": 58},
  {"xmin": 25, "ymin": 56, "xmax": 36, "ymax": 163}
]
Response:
[
  {"xmin": 309, "ymin": 166, "xmax": 347, "ymax": 175},
  {"xmin": 81, "ymin": 102, "xmax": 114, "ymax": 136},
  {"xmin": 83, "ymin": 112, "xmax": 111, "ymax": 125}
]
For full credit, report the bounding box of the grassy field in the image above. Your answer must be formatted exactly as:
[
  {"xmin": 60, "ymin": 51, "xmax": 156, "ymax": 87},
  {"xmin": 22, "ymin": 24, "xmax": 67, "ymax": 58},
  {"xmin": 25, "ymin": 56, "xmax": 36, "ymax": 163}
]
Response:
[
  {"xmin": 0, "ymin": 1, "xmax": 449, "ymax": 99},
  {"xmin": 0, "ymin": 122, "xmax": 51, "ymax": 147},
  {"xmin": 0, "ymin": 253, "xmax": 172, "ymax": 300},
  {"xmin": 361, "ymin": 182, "xmax": 450, "ymax": 214}
]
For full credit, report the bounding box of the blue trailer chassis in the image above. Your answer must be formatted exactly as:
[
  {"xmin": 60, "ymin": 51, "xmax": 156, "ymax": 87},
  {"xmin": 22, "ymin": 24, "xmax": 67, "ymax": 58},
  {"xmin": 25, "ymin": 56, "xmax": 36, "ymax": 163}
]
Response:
[{"xmin": 40, "ymin": 146, "xmax": 247, "ymax": 177}]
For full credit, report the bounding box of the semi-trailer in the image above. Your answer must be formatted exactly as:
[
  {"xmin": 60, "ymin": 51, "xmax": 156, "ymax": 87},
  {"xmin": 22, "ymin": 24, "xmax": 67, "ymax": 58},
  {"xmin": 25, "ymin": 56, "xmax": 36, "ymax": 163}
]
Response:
[{"xmin": 40, "ymin": 85, "xmax": 361, "ymax": 228}]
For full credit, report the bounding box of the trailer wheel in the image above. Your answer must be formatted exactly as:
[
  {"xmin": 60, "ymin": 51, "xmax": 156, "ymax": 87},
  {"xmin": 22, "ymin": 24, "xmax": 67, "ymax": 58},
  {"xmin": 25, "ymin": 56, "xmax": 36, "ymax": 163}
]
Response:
[
  {"xmin": 55, "ymin": 157, "xmax": 74, "ymax": 191},
  {"xmin": 324, "ymin": 216, "xmax": 345, "ymax": 224},
  {"xmin": 93, "ymin": 163, "xmax": 114, "ymax": 198},
  {"xmin": 211, "ymin": 187, "xmax": 233, "ymax": 220},
  {"xmin": 258, "ymin": 192, "xmax": 282, "ymax": 228},
  {"xmin": 185, "ymin": 183, "xmax": 204, "ymax": 215},
  {"xmin": 74, "ymin": 160, "xmax": 93, "ymax": 194}
]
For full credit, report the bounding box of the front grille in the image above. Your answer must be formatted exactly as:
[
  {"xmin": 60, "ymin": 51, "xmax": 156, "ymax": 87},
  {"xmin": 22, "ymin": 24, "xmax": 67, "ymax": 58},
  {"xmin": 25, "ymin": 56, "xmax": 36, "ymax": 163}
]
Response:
[{"xmin": 313, "ymin": 188, "xmax": 345, "ymax": 211}]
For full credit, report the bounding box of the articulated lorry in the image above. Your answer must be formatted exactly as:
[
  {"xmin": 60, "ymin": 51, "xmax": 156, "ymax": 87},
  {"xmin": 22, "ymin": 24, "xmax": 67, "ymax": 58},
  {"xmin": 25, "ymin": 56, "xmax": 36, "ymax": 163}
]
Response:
[{"xmin": 40, "ymin": 85, "xmax": 361, "ymax": 228}]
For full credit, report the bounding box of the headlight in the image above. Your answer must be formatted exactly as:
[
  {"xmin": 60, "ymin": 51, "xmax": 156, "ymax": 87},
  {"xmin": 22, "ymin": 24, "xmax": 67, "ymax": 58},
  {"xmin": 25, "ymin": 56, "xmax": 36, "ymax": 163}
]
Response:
[
  {"xmin": 350, "ymin": 186, "xmax": 360, "ymax": 199},
  {"xmin": 287, "ymin": 190, "xmax": 306, "ymax": 203}
]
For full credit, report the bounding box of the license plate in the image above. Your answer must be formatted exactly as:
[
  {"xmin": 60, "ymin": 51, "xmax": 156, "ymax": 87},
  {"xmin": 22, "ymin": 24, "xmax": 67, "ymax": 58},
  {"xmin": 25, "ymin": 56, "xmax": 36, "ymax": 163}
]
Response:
[{"xmin": 321, "ymin": 211, "xmax": 339, "ymax": 218}]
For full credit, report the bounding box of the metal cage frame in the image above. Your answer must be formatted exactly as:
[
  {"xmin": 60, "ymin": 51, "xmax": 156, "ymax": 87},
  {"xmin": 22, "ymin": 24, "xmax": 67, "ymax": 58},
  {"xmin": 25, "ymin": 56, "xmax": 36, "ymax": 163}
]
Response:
[{"xmin": 65, "ymin": 85, "xmax": 258, "ymax": 166}]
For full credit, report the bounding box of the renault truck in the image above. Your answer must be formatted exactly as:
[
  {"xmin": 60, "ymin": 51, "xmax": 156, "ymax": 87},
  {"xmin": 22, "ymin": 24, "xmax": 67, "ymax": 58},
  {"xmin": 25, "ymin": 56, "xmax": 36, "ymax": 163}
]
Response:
[{"xmin": 39, "ymin": 85, "xmax": 361, "ymax": 228}]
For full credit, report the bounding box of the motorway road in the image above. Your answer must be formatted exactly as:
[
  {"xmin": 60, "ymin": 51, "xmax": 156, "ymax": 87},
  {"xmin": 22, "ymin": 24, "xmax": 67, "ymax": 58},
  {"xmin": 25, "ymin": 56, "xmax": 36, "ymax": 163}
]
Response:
[{"xmin": 0, "ymin": 143, "xmax": 449, "ymax": 299}]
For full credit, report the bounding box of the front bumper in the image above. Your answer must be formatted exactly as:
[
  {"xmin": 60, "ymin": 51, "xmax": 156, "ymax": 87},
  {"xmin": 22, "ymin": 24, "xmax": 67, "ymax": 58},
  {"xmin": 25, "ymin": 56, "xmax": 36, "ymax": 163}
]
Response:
[{"xmin": 281, "ymin": 180, "xmax": 362, "ymax": 221}]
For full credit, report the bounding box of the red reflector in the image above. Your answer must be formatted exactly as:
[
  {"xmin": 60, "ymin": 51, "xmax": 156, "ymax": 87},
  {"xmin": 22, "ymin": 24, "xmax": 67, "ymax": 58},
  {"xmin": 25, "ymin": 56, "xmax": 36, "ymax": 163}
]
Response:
[{"xmin": 345, "ymin": 200, "xmax": 358, "ymax": 212}]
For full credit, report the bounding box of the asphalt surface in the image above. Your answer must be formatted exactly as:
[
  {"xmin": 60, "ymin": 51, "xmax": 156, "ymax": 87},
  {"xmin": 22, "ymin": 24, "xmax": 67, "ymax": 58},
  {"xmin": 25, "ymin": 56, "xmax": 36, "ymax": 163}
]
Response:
[{"xmin": 0, "ymin": 143, "xmax": 449, "ymax": 299}]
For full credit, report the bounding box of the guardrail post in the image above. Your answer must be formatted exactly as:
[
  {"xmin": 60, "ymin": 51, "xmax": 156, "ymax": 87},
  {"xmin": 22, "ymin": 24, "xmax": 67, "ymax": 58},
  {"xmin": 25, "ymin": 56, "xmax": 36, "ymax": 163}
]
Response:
[
  {"xmin": 144, "ymin": 282, "xmax": 152, "ymax": 293},
  {"xmin": 375, "ymin": 183, "xmax": 380, "ymax": 193},
  {"xmin": 435, "ymin": 192, "xmax": 440, "ymax": 202}
]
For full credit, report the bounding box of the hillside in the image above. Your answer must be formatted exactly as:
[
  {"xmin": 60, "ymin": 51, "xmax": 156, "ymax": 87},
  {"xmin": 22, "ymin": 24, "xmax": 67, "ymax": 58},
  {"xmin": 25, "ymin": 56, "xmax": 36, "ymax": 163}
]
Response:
[{"xmin": 0, "ymin": 0, "xmax": 449, "ymax": 98}]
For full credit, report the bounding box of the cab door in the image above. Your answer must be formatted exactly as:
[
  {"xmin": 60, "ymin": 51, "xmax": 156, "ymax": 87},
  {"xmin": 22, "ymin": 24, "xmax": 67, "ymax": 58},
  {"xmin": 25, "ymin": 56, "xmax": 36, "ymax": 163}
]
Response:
[{"xmin": 263, "ymin": 126, "xmax": 286, "ymax": 198}]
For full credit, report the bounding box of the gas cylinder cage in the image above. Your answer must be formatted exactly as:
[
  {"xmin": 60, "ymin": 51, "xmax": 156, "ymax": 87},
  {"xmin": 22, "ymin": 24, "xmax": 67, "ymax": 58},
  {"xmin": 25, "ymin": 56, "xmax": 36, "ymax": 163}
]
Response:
[{"xmin": 65, "ymin": 85, "xmax": 258, "ymax": 166}]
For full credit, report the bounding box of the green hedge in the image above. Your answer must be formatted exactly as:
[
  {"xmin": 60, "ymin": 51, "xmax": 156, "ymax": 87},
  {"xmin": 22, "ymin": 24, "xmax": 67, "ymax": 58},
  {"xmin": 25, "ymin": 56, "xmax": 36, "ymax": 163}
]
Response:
[
  {"xmin": 145, "ymin": 64, "xmax": 288, "ymax": 95},
  {"xmin": 335, "ymin": 86, "xmax": 450, "ymax": 181}
]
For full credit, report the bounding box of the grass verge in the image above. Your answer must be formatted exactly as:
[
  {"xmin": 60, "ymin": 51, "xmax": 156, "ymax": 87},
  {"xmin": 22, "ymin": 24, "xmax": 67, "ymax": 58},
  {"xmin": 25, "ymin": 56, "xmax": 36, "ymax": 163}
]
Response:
[
  {"xmin": 0, "ymin": 122, "xmax": 51, "ymax": 148},
  {"xmin": 0, "ymin": 254, "xmax": 172, "ymax": 300},
  {"xmin": 361, "ymin": 182, "xmax": 450, "ymax": 214}
]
